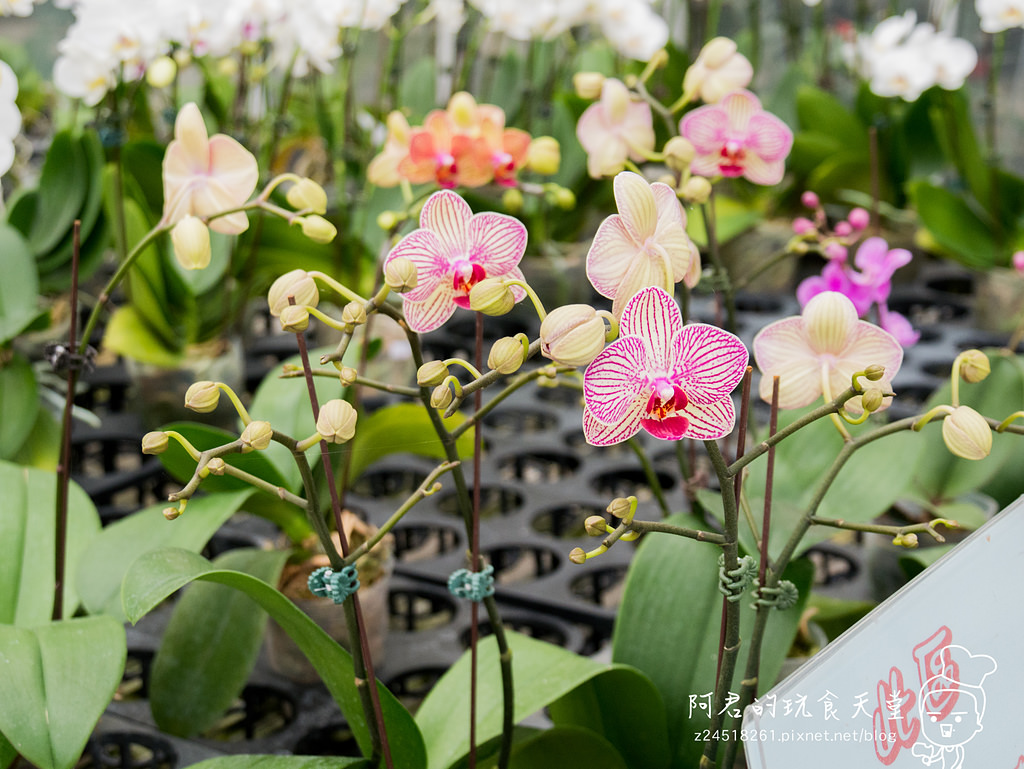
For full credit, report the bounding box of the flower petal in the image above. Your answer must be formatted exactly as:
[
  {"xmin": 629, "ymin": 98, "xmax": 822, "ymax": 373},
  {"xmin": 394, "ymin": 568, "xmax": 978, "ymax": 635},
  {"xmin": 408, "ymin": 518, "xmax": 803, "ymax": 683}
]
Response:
[
  {"xmin": 613, "ymin": 171, "xmax": 657, "ymax": 243},
  {"xmin": 745, "ymin": 113, "xmax": 793, "ymax": 163},
  {"xmin": 174, "ymin": 102, "xmax": 210, "ymax": 168},
  {"xmin": 802, "ymin": 291, "xmax": 859, "ymax": 355},
  {"xmin": 718, "ymin": 89, "xmax": 761, "ymax": 133},
  {"xmin": 651, "ymin": 183, "xmax": 695, "ymax": 283},
  {"xmin": 467, "ymin": 211, "xmax": 527, "ymax": 274},
  {"xmin": 619, "ymin": 286, "xmax": 682, "ymax": 367},
  {"xmin": 402, "ymin": 281, "xmax": 458, "ymax": 333},
  {"xmin": 679, "ymin": 104, "xmax": 729, "ymax": 154},
  {"xmin": 752, "ymin": 317, "xmax": 824, "ymax": 408},
  {"xmin": 677, "ymin": 397, "xmax": 737, "ymax": 439},
  {"xmin": 583, "ymin": 404, "xmax": 644, "ymax": 446},
  {"xmin": 420, "ymin": 190, "xmax": 472, "ymax": 254},
  {"xmin": 583, "ymin": 335, "xmax": 650, "ymax": 425},
  {"xmin": 641, "ymin": 414, "xmax": 691, "ymax": 440},
  {"xmin": 610, "ymin": 251, "xmax": 671, "ymax": 319},
  {"xmin": 672, "ymin": 323, "xmax": 749, "ymax": 405},
  {"xmin": 837, "ymin": 320, "xmax": 904, "ymax": 379},
  {"xmin": 737, "ymin": 152, "xmax": 785, "ymax": 186},
  {"xmin": 586, "ymin": 215, "xmax": 640, "ymax": 298}
]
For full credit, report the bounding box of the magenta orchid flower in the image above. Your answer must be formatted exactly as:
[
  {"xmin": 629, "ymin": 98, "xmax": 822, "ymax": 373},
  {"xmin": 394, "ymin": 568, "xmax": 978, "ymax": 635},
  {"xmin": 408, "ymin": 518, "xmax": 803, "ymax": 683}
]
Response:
[
  {"xmin": 753, "ymin": 291, "xmax": 903, "ymax": 413},
  {"xmin": 162, "ymin": 102, "xmax": 259, "ymax": 235},
  {"xmin": 583, "ymin": 286, "xmax": 749, "ymax": 446},
  {"xmin": 576, "ymin": 78, "xmax": 656, "ymax": 179},
  {"xmin": 586, "ymin": 171, "xmax": 702, "ymax": 318},
  {"xmin": 383, "ymin": 190, "xmax": 528, "ymax": 333},
  {"xmin": 679, "ymin": 89, "xmax": 793, "ymax": 186}
]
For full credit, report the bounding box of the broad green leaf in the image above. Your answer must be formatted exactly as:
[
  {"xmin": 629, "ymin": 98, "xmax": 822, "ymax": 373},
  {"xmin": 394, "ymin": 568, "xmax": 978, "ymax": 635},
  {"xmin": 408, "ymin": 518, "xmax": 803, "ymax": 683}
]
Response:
[
  {"xmin": 686, "ymin": 195, "xmax": 762, "ymax": 249},
  {"xmin": 27, "ymin": 130, "xmax": 87, "ymax": 255},
  {"xmin": 76, "ymin": 489, "xmax": 254, "ymax": 620},
  {"xmin": 795, "ymin": 86, "xmax": 868, "ymax": 151},
  {"xmin": 0, "ymin": 225, "xmax": 40, "ymax": 344},
  {"xmin": 898, "ymin": 544, "xmax": 953, "ymax": 579},
  {"xmin": 416, "ymin": 632, "xmax": 651, "ymax": 769},
  {"xmin": 0, "ymin": 354, "xmax": 39, "ymax": 461},
  {"xmin": 398, "ymin": 57, "xmax": 437, "ymax": 121},
  {"xmin": 151, "ymin": 548, "xmax": 289, "ymax": 736},
  {"xmin": 0, "ymin": 616, "xmax": 125, "ymax": 769},
  {"xmin": 103, "ymin": 306, "xmax": 183, "ymax": 368},
  {"xmin": 9, "ymin": 406, "xmax": 61, "ymax": 471},
  {"xmin": 0, "ymin": 732, "xmax": 15, "ymax": 769},
  {"xmin": 0, "ymin": 460, "xmax": 100, "ymax": 625},
  {"xmin": 503, "ymin": 726, "xmax": 627, "ymax": 769},
  {"xmin": 547, "ymin": 667, "xmax": 669, "ymax": 769},
  {"xmin": 347, "ymin": 403, "xmax": 475, "ymax": 484},
  {"xmin": 928, "ymin": 89, "xmax": 987, "ymax": 207},
  {"xmin": 186, "ymin": 758, "xmax": 370, "ymax": 769},
  {"xmin": 611, "ymin": 515, "xmax": 812, "ymax": 768},
  {"xmin": 805, "ymin": 594, "xmax": 875, "ymax": 642},
  {"xmin": 123, "ymin": 548, "xmax": 426, "ymax": 768},
  {"xmin": 808, "ymin": 152, "xmax": 885, "ymax": 202},
  {"xmin": 910, "ymin": 181, "xmax": 999, "ymax": 270}
]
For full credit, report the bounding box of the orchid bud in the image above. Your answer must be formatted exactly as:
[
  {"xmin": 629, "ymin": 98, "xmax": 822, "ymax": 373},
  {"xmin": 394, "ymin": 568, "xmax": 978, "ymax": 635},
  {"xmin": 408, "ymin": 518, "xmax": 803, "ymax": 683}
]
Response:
[
  {"xmin": 573, "ymin": 71, "xmax": 606, "ymax": 100},
  {"xmin": 207, "ymin": 457, "xmax": 227, "ymax": 475},
  {"xmin": 286, "ymin": 178, "xmax": 328, "ymax": 214},
  {"xmin": 942, "ymin": 405, "xmax": 992, "ymax": 461},
  {"xmin": 834, "ymin": 221, "xmax": 853, "ymax": 237},
  {"xmin": 700, "ymin": 36, "xmax": 738, "ymax": 68},
  {"xmin": 268, "ymin": 269, "xmax": 319, "ymax": 317},
  {"xmin": 298, "ymin": 215, "xmax": 337, "ymax": 243},
  {"xmin": 863, "ymin": 364, "xmax": 886, "ymax": 381},
  {"xmin": 552, "ymin": 186, "xmax": 576, "ymax": 210},
  {"xmin": 792, "ymin": 217, "xmax": 815, "ymax": 236},
  {"xmin": 584, "ymin": 515, "xmax": 609, "ymax": 536},
  {"xmin": 185, "ymin": 381, "xmax": 220, "ymax": 413},
  {"xmin": 860, "ymin": 388, "xmax": 884, "ymax": 413},
  {"xmin": 800, "ymin": 191, "xmax": 820, "ymax": 209},
  {"xmin": 280, "ymin": 304, "xmax": 310, "ymax": 333},
  {"xmin": 316, "ymin": 399, "xmax": 357, "ymax": 444},
  {"xmin": 892, "ymin": 532, "xmax": 919, "ymax": 548},
  {"xmin": 384, "ymin": 256, "xmax": 418, "ymax": 293},
  {"xmin": 663, "ymin": 136, "xmax": 696, "ymax": 173},
  {"xmin": 146, "ymin": 56, "xmax": 177, "ymax": 88},
  {"xmin": 848, "ymin": 207, "xmax": 870, "ymax": 230},
  {"xmin": 377, "ymin": 210, "xmax": 400, "ymax": 231},
  {"xmin": 417, "ymin": 360, "xmax": 450, "ymax": 387},
  {"xmin": 430, "ymin": 384, "xmax": 454, "ymax": 410},
  {"xmin": 526, "ymin": 136, "xmax": 560, "ymax": 175},
  {"xmin": 163, "ymin": 506, "xmax": 181, "ymax": 521},
  {"xmin": 469, "ymin": 278, "xmax": 516, "ymax": 316},
  {"xmin": 142, "ymin": 431, "xmax": 169, "ymax": 455},
  {"xmin": 240, "ymin": 420, "xmax": 273, "ymax": 452},
  {"xmin": 540, "ymin": 304, "xmax": 607, "ymax": 367},
  {"xmin": 607, "ymin": 497, "xmax": 634, "ymax": 518},
  {"xmin": 680, "ymin": 176, "xmax": 712, "ymax": 204},
  {"xmin": 601, "ymin": 78, "xmax": 630, "ymax": 123},
  {"xmin": 824, "ymin": 242, "xmax": 848, "ymax": 261},
  {"xmin": 448, "ymin": 91, "xmax": 478, "ymax": 129},
  {"xmin": 488, "ymin": 336, "xmax": 526, "ymax": 375},
  {"xmin": 569, "ymin": 547, "xmax": 587, "ymax": 564},
  {"xmin": 502, "ymin": 187, "xmax": 524, "ymax": 213},
  {"xmin": 958, "ymin": 349, "xmax": 990, "ymax": 384},
  {"xmin": 341, "ymin": 301, "xmax": 367, "ymax": 327},
  {"xmin": 171, "ymin": 215, "xmax": 212, "ymax": 270},
  {"xmin": 338, "ymin": 366, "xmax": 358, "ymax": 386}
]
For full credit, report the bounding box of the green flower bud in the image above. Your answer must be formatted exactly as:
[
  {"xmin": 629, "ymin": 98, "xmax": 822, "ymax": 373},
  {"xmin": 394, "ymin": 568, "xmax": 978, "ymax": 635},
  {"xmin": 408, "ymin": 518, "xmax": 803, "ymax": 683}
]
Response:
[
  {"xmin": 942, "ymin": 405, "xmax": 992, "ymax": 461},
  {"xmin": 606, "ymin": 496, "xmax": 634, "ymax": 519},
  {"xmin": 146, "ymin": 56, "xmax": 177, "ymax": 88},
  {"xmin": 680, "ymin": 176, "xmax": 712, "ymax": 205},
  {"xmin": 862, "ymin": 364, "xmax": 886, "ymax": 381},
  {"xmin": 551, "ymin": 186, "xmax": 576, "ymax": 210},
  {"xmin": 526, "ymin": 136, "xmax": 560, "ymax": 175},
  {"xmin": 240, "ymin": 420, "xmax": 274, "ymax": 452},
  {"xmin": 341, "ymin": 301, "xmax": 367, "ymax": 327},
  {"xmin": 573, "ymin": 71, "xmax": 605, "ymax": 100},
  {"xmin": 338, "ymin": 366, "xmax": 358, "ymax": 386},
  {"xmin": 377, "ymin": 210, "xmax": 400, "ymax": 231},
  {"xmin": 958, "ymin": 349, "xmax": 990, "ymax": 384},
  {"xmin": 488, "ymin": 336, "xmax": 526, "ymax": 375},
  {"xmin": 892, "ymin": 532, "xmax": 919, "ymax": 548},
  {"xmin": 502, "ymin": 187, "xmax": 524, "ymax": 214},
  {"xmin": 430, "ymin": 384, "xmax": 454, "ymax": 410},
  {"xmin": 141, "ymin": 431, "xmax": 169, "ymax": 455},
  {"xmin": 860, "ymin": 388, "xmax": 884, "ymax": 413},
  {"xmin": 569, "ymin": 547, "xmax": 588, "ymax": 565},
  {"xmin": 171, "ymin": 215, "xmax": 211, "ymax": 270},
  {"xmin": 163, "ymin": 506, "xmax": 181, "ymax": 521},
  {"xmin": 384, "ymin": 256, "xmax": 418, "ymax": 293},
  {"xmin": 280, "ymin": 304, "xmax": 310, "ymax": 333},
  {"xmin": 540, "ymin": 304, "xmax": 607, "ymax": 367},
  {"xmin": 418, "ymin": 360, "xmax": 450, "ymax": 387},
  {"xmin": 286, "ymin": 178, "xmax": 328, "ymax": 215},
  {"xmin": 317, "ymin": 399, "xmax": 358, "ymax": 444},
  {"xmin": 584, "ymin": 515, "xmax": 609, "ymax": 536},
  {"xmin": 663, "ymin": 136, "xmax": 696, "ymax": 173},
  {"xmin": 268, "ymin": 269, "xmax": 319, "ymax": 317},
  {"xmin": 184, "ymin": 380, "xmax": 221, "ymax": 413},
  {"xmin": 469, "ymin": 278, "xmax": 516, "ymax": 316},
  {"xmin": 298, "ymin": 215, "xmax": 338, "ymax": 244},
  {"xmin": 207, "ymin": 458, "xmax": 227, "ymax": 476}
]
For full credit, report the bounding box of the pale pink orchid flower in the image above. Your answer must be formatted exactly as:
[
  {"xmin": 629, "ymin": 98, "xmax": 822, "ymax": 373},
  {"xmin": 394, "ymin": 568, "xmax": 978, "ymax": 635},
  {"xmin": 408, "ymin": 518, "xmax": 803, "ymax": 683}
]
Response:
[
  {"xmin": 682, "ymin": 37, "xmax": 754, "ymax": 104},
  {"xmin": 586, "ymin": 171, "xmax": 701, "ymax": 318},
  {"xmin": 753, "ymin": 291, "xmax": 903, "ymax": 413},
  {"xmin": 582, "ymin": 286, "xmax": 749, "ymax": 446},
  {"xmin": 383, "ymin": 190, "xmax": 528, "ymax": 333},
  {"xmin": 576, "ymin": 78, "xmax": 655, "ymax": 179},
  {"xmin": 679, "ymin": 89, "xmax": 793, "ymax": 186},
  {"xmin": 162, "ymin": 102, "xmax": 259, "ymax": 235}
]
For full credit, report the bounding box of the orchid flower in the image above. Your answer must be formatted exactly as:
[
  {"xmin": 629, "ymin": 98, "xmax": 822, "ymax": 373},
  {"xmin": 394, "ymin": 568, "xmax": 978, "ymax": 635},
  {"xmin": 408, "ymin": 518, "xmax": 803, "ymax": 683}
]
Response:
[
  {"xmin": 582, "ymin": 286, "xmax": 748, "ymax": 445},
  {"xmin": 679, "ymin": 89, "xmax": 793, "ymax": 186},
  {"xmin": 383, "ymin": 190, "xmax": 528, "ymax": 332},
  {"xmin": 682, "ymin": 37, "xmax": 753, "ymax": 104},
  {"xmin": 576, "ymin": 77, "xmax": 655, "ymax": 179},
  {"xmin": 586, "ymin": 171, "xmax": 701, "ymax": 318},
  {"xmin": 976, "ymin": 0, "xmax": 1024, "ymax": 32},
  {"xmin": 161, "ymin": 103, "xmax": 259, "ymax": 235},
  {"xmin": 753, "ymin": 291, "xmax": 903, "ymax": 414}
]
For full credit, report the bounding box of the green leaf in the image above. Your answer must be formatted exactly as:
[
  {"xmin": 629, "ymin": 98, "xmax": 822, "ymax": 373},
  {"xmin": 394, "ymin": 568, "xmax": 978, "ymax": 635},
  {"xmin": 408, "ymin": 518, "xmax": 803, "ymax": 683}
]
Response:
[
  {"xmin": 0, "ymin": 225, "xmax": 41, "ymax": 345},
  {"xmin": 347, "ymin": 403, "xmax": 474, "ymax": 484},
  {"xmin": 0, "ymin": 732, "xmax": 15, "ymax": 769},
  {"xmin": 398, "ymin": 57, "xmax": 438, "ymax": 121},
  {"xmin": 910, "ymin": 181, "xmax": 999, "ymax": 270},
  {"xmin": 898, "ymin": 545, "xmax": 952, "ymax": 579},
  {"xmin": 0, "ymin": 354, "xmax": 39, "ymax": 461},
  {"xmin": 103, "ymin": 305, "xmax": 183, "ymax": 368},
  {"xmin": 27, "ymin": 130, "xmax": 88, "ymax": 256},
  {"xmin": 170, "ymin": 229, "xmax": 233, "ymax": 296},
  {"xmin": 0, "ymin": 616, "xmax": 126, "ymax": 769},
  {"xmin": 795, "ymin": 86, "xmax": 867, "ymax": 151},
  {"xmin": 804, "ymin": 594, "xmax": 875, "ymax": 642},
  {"xmin": 185, "ymin": 758, "xmax": 370, "ymax": 769},
  {"xmin": 123, "ymin": 548, "xmax": 426, "ymax": 768},
  {"xmin": 547, "ymin": 667, "xmax": 669, "ymax": 769},
  {"xmin": 151, "ymin": 548, "xmax": 289, "ymax": 736},
  {"xmin": 157, "ymin": 422, "xmax": 292, "ymax": 493},
  {"xmin": 416, "ymin": 632, "xmax": 651, "ymax": 769},
  {"xmin": 504, "ymin": 726, "xmax": 627, "ymax": 769},
  {"xmin": 76, "ymin": 489, "xmax": 254, "ymax": 620},
  {"xmin": 0, "ymin": 460, "xmax": 101, "ymax": 625},
  {"xmin": 611, "ymin": 515, "xmax": 812, "ymax": 768},
  {"xmin": 928, "ymin": 89, "xmax": 987, "ymax": 206},
  {"xmin": 686, "ymin": 195, "xmax": 762, "ymax": 249}
]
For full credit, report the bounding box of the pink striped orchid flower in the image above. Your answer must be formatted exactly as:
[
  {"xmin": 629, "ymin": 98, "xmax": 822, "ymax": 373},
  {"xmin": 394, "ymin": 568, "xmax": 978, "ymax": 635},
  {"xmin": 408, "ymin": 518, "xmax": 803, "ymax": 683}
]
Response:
[
  {"xmin": 383, "ymin": 190, "xmax": 528, "ymax": 333},
  {"xmin": 583, "ymin": 286, "xmax": 749, "ymax": 446}
]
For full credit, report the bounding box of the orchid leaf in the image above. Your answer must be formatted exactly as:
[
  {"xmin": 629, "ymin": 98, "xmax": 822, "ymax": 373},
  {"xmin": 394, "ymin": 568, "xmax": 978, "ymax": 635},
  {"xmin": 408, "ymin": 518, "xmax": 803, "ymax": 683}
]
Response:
[
  {"xmin": 25, "ymin": 130, "xmax": 87, "ymax": 256},
  {"xmin": 501, "ymin": 727, "xmax": 627, "ymax": 769},
  {"xmin": 910, "ymin": 180, "xmax": 999, "ymax": 270},
  {"xmin": 0, "ymin": 354, "xmax": 38, "ymax": 462},
  {"xmin": 185, "ymin": 759, "xmax": 370, "ymax": 769},
  {"xmin": 123, "ymin": 548, "xmax": 426, "ymax": 768},
  {"xmin": 0, "ymin": 224, "xmax": 43, "ymax": 345},
  {"xmin": 0, "ymin": 616, "xmax": 125, "ymax": 769},
  {"xmin": 157, "ymin": 421, "xmax": 292, "ymax": 492}
]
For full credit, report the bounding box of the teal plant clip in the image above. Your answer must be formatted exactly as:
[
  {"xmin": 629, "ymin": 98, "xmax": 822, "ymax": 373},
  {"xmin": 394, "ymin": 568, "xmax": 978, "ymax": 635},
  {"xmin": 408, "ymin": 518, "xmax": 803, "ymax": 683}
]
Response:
[
  {"xmin": 718, "ymin": 554, "xmax": 757, "ymax": 602},
  {"xmin": 308, "ymin": 565, "xmax": 361, "ymax": 604},
  {"xmin": 448, "ymin": 565, "xmax": 496, "ymax": 602},
  {"xmin": 753, "ymin": 579, "xmax": 799, "ymax": 610}
]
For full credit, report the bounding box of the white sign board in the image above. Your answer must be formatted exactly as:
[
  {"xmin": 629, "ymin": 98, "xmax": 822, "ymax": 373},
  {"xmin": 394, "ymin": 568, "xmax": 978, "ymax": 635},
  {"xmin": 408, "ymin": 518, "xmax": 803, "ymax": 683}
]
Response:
[{"xmin": 743, "ymin": 497, "xmax": 1024, "ymax": 768}]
